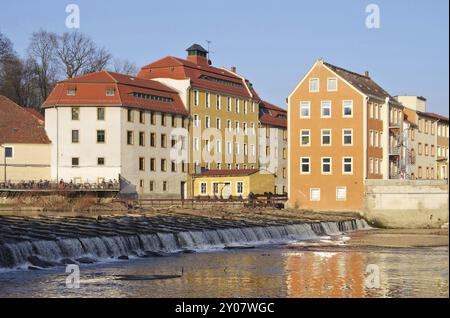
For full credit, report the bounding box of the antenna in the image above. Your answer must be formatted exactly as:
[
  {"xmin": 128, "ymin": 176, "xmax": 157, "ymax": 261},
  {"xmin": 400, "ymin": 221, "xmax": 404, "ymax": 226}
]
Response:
[{"xmin": 206, "ymin": 40, "xmax": 214, "ymax": 60}]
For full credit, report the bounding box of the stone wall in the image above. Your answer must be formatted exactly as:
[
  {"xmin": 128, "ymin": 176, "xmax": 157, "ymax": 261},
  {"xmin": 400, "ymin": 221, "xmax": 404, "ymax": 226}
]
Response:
[{"xmin": 363, "ymin": 179, "xmax": 449, "ymax": 228}]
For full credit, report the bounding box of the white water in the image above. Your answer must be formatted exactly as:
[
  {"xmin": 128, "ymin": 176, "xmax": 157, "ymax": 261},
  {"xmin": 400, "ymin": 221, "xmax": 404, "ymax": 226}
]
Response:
[{"xmin": 0, "ymin": 219, "xmax": 370, "ymax": 269}]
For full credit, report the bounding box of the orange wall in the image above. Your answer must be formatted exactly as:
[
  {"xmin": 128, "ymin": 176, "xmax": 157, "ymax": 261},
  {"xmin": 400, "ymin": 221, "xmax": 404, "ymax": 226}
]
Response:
[
  {"xmin": 367, "ymin": 101, "xmax": 384, "ymax": 179},
  {"xmin": 289, "ymin": 63, "xmax": 365, "ymax": 211}
]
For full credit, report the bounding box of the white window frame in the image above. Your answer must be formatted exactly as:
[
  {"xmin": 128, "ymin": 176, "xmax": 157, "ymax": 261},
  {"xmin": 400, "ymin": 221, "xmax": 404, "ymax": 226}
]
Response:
[
  {"xmin": 216, "ymin": 94, "xmax": 221, "ymax": 110},
  {"xmin": 216, "ymin": 118, "xmax": 221, "ymax": 130},
  {"xmin": 342, "ymin": 128, "xmax": 353, "ymax": 146},
  {"xmin": 321, "ymin": 101, "xmax": 332, "ymax": 118},
  {"xmin": 327, "ymin": 78, "xmax": 338, "ymax": 92},
  {"xmin": 343, "ymin": 157, "xmax": 353, "ymax": 175},
  {"xmin": 227, "ymin": 97, "xmax": 232, "ymax": 112},
  {"xmin": 309, "ymin": 78, "xmax": 319, "ymax": 93},
  {"xmin": 321, "ymin": 157, "xmax": 332, "ymax": 175},
  {"xmin": 300, "ymin": 157, "xmax": 311, "ymax": 175},
  {"xmin": 194, "ymin": 114, "xmax": 200, "ymax": 127},
  {"xmin": 194, "ymin": 90, "xmax": 199, "ymax": 106},
  {"xmin": 310, "ymin": 188, "xmax": 321, "ymax": 201},
  {"xmin": 336, "ymin": 186, "xmax": 347, "ymax": 201},
  {"xmin": 342, "ymin": 100, "xmax": 353, "ymax": 118},
  {"xmin": 205, "ymin": 92, "xmax": 210, "ymax": 108},
  {"xmin": 300, "ymin": 129, "xmax": 311, "ymax": 147},
  {"xmin": 200, "ymin": 182, "xmax": 207, "ymax": 195},
  {"xmin": 205, "ymin": 115, "xmax": 210, "ymax": 128},
  {"xmin": 321, "ymin": 129, "xmax": 332, "ymax": 146},
  {"xmin": 300, "ymin": 101, "xmax": 311, "ymax": 119},
  {"xmin": 236, "ymin": 181, "xmax": 244, "ymax": 195}
]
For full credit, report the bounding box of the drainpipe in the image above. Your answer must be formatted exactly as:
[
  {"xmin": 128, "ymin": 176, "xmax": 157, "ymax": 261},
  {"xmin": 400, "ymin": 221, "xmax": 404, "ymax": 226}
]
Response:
[
  {"xmin": 0, "ymin": 145, "xmax": 6, "ymax": 183},
  {"xmin": 56, "ymin": 107, "xmax": 59, "ymax": 182}
]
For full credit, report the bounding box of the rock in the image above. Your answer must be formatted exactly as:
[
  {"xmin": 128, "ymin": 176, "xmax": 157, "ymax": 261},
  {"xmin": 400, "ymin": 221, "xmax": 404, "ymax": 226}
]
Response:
[
  {"xmin": 181, "ymin": 249, "xmax": 196, "ymax": 254},
  {"xmin": 224, "ymin": 245, "xmax": 255, "ymax": 250},
  {"xmin": 144, "ymin": 250, "xmax": 166, "ymax": 257},
  {"xmin": 118, "ymin": 255, "xmax": 129, "ymax": 260},
  {"xmin": 76, "ymin": 257, "xmax": 97, "ymax": 264},
  {"xmin": 28, "ymin": 266, "xmax": 42, "ymax": 270},
  {"xmin": 27, "ymin": 255, "xmax": 60, "ymax": 268}
]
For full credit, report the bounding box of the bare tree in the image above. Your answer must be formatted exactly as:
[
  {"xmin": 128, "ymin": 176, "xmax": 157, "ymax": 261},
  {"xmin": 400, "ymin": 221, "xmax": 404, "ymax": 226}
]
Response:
[
  {"xmin": 27, "ymin": 30, "xmax": 59, "ymax": 103},
  {"xmin": 0, "ymin": 32, "xmax": 14, "ymax": 62},
  {"xmin": 111, "ymin": 58, "xmax": 138, "ymax": 75},
  {"xmin": 56, "ymin": 32, "xmax": 111, "ymax": 78}
]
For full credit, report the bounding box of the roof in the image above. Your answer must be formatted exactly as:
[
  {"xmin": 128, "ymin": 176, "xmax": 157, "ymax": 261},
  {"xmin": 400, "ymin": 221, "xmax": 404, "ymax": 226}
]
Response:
[
  {"xmin": 417, "ymin": 111, "xmax": 449, "ymax": 122},
  {"xmin": 42, "ymin": 71, "xmax": 188, "ymax": 116},
  {"xmin": 138, "ymin": 56, "xmax": 258, "ymax": 99},
  {"xmin": 186, "ymin": 44, "xmax": 208, "ymax": 53},
  {"xmin": 259, "ymin": 100, "xmax": 287, "ymax": 128},
  {"xmin": 0, "ymin": 95, "xmax": 50, "ymax": 144},
  {"xmin": 323, "ymin": 61, "xmax": 402, "ymax": 105},
  {"xmin": 192, "ymin": 169, "xmax": 260, "ymax": 178},
  {"xmin": 23, "ymin": 108, "xmax": 45, "ymax": 124}
]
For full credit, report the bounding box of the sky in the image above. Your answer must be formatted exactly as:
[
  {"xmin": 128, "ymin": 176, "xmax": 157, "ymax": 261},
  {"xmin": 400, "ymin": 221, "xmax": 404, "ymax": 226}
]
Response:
[{"xmin": 0, "ymin": 0, "xmax": 448, "ymax": 115}]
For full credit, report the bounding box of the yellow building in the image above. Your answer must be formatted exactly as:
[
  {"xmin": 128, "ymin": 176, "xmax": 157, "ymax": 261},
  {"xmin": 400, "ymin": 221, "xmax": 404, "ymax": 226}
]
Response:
[
  {"xmin": 0, "ymin": 95, "xmax": 51, "ymax": 182},
  {"xmin": 192, "ymin": 169, "xmax": 275, "ymax": 198}
]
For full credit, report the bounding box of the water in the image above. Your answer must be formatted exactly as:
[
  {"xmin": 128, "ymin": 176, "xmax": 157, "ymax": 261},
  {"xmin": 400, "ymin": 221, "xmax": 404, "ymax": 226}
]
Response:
[{"xmin": 0, "ymin": 231, "xmax": 447, "ymax": 298}]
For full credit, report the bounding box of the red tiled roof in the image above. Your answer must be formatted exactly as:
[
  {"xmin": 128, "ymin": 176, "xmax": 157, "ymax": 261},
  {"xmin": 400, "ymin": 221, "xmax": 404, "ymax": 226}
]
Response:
[
  {"xmin": 192, "ymin": 169, "xmax": 260, "ymax": 178},
  {"xmin": 324, "ymin": 62, "xmax": 401, "ymax": 105},
  {"xmin": 259, "ymin": 100, "xmax": 287, "ymax": 128},
  {"xmin": 138, "ymin": 56, "xmax": 258, "ymax": 99},
  {"xmin": 23, "ymin": 108, "xmax": 45, "ymax": 124},
  {"xmin": 417, "ymin": 111, "xmax": 449, "ymax": 122},
  {"xmin": 0, "ymin": 95, "xmax": 50, "ymax": 144},
  {"xmin": 42, "ymin": 71, "xmax": 188, "ymax": 116}
]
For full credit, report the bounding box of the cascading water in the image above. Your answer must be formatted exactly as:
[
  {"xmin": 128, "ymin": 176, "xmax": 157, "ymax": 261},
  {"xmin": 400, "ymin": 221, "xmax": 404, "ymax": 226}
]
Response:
[{"xmin": 0, "ymin": 219, "xmax": 371, "ymax": 270}]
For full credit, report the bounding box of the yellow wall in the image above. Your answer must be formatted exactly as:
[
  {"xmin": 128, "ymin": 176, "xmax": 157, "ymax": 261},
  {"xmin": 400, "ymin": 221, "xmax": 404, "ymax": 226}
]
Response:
[
  {"xmin": 193, "ymin": 172, "xmax": 275, "ymax": 198},
  {"xmin": 0, "ymin": 143, "xmax": 51, "ymax": 182}
]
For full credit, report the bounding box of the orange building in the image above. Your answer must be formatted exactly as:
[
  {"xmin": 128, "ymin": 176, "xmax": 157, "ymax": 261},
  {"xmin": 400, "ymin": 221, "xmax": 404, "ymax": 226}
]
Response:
[{"xmin": 288, "ymin": 60, "xmax": 405, "ymax": 211}]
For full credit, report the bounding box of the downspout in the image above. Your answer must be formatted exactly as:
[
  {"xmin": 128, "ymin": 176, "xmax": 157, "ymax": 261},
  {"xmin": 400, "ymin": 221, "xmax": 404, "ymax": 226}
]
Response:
[{"xmin": 56, "ymin": 106, "xmax": 59, "ymax": 182}]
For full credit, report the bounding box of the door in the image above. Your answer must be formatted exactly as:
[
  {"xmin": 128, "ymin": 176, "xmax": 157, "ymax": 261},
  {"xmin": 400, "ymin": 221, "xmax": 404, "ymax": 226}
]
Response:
[
  {"xmin": 180, "ymin": 181, "xmax": 186, "ymax": 199},
  {"xmin": 222, "ymin": 182, "xmax": 231, "ymax": 199}
]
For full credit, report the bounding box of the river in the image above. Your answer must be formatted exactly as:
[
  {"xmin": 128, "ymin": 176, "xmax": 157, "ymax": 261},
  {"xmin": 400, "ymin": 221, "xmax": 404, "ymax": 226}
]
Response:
[{"xmin": 0, "ymin": 229, "xmax": 447, "ymax": 298}]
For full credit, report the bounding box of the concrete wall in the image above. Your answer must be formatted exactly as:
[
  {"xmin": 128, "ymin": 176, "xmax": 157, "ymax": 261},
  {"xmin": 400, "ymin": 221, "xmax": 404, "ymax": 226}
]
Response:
[{"xmin": 363, "ymin": 179, "xmax": 449, "ymax": 229}]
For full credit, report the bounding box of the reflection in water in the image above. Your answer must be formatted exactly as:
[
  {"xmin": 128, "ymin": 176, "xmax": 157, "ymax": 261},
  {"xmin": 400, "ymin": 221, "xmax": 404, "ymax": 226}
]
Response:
[{"xmin": 0, "ymin": 242, "xmax": 448, "ymax": 298}]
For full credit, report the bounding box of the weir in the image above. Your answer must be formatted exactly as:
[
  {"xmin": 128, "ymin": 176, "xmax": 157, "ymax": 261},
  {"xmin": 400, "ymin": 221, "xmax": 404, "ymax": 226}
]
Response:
[{"xmin": 0, "ymin": 215, "xmax": 370, "ymax": 269}]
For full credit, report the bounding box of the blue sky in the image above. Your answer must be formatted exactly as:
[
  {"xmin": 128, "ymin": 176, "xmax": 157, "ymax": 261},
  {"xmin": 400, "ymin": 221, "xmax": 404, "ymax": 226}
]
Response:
[{"xmin": 0, "ymin": 0, "xmax": 448, "ymax": 115}]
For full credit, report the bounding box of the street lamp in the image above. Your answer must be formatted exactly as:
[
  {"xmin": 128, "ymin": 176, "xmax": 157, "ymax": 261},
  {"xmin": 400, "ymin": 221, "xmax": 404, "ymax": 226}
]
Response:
[{"xmin": 0, "ymin": 144, "xmax": 6, "ymax": 183}]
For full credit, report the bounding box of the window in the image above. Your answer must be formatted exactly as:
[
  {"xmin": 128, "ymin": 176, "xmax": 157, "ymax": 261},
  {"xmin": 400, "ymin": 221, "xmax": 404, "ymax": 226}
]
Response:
[
  {"xmin": 216, "ymin": 139, "xmax": 222, "ymax": 153},
  {"xmin": 310, "ymin": 188, "xmax": 321, "ymax": 201},
  {"xmin": 194, "ymin": 138, "xmax": 200, "ymax": 151},
  {"xmin": 235, "ymin": 98, "xmax": 240, "ymax": 113},
  {"xmin": 194, "ymin": 90, "xmax": 199, "ymax": 106},
  {"xmin": 418, "ymin": 143, "xmax": 422, "ymax": 155},
  {"xmin": 71, "ymin": 108, "xmax": 79, "ymax": 120},
  {"xmin": 205, "ymin": 116, "xmax": 210, "ymax": 128},
  {"xmin": 227, "ymin": 120, "xmax": 232, "ymax": 131},
  {"xmin": 235, "ymin": 121, "xmax": 240, "ymax": 133},
  {"xmin": 67, "ymin": 89, "xmax": 76, "ymax": 96},
  {"xmin": 127, "ymin": 109, "xmax": 133, "ymax": 122},
  {"xmin": 343, "ymin": 157, "xmax": 353, "ymax": 174},
  {"xmin": 244, "ymin": 100, "xmax": 248, "ymax": 114},
  {"xmin": 194, "ymin": 114, "xmax": 200, "ymax": 128},
  {"xmin": 321, "ymin": 101, "xmax": 331, "ymax": 118},
  {"xmin": 300, "ymin": 129, "xmax": 310, "ymax": 146},
  {"xmin": 418, "ymin": 166, "xmax": 422, "ymax": 179},
  {"xmin": 96, "ymin": 157, "xmax": 105, "ymax": 166},
  {"xmin": 127, "ymin": 131, "xmax": 133, "ymax": 145},
  {"xmin": 283, "ymin": 148, "xmax": 287, "ymax": 159},
  {"xmin": 369, "ymin": 158, "xmax": 374, "ymax": 174},
  {"xmin": 97, "ymin": 107, "xmax": 105, "ymax": 120},
  {"xmin": 72, "ymin": 157, "xmax": 79, "ymax": 167},
  {"xmin": 300, "ymin": 157, "xmax": 311, "ymax": 174},
  {"xmin": 236, "ymin": 182, "xmax": 244, "ymax": 194},
  {"xmin": 216, "ymin": 95, "xmax": 221, "ymax": 110},
  {"xmin": 244, "ymin": 143, "xmax": 248, "ymax": 156},
  {"xmin": 327, "ymin": 78, "xmax": 337, "ymax": 91},
  {"xmin": 321, "ymin": 157, "xmax": 332, "ymax": 175},
  {"xmin": 150, "ymin": 133, "xmax": 156, "ymax": 147},
  {"xmin": 205, "ymin": 92, "xmax": 210, "ymax": 108},
  {"xmin": 161, "ymin": 159, "xmax": 167, "ymax": 172},
  {"xmin": 139, "ymin": 157, "xmax": 145, "ymax": 171},
  {"xmin": 200, "ymin": 182, "xmax": 207, "ymax": 194},
  {"xmin": 300, "ymin": 101, "xmax": 311, "ymax": 118},
  {"xmin": 216, "ymin": 118, "xmax": 221, "ymax": 129},
  {"xmin": 150, "ymin": 112, "xmax": 156, "ymax": 125},
  {"xmin": 227, "ymin": 142, "xmax": 232, "ymax": 154},
  {"xmin": 425, "ymin": 144, "xmax": 429, "ymax": 156},
  {"xmin": 161, "ymin": 134, "xmax": 167, "ymax": 148},
  {"xmin": 163, "ymin": 181, "xmax": 168, "ymax": 192},
  {"xmin": 336, "ymin": 187, "xmax": 347, "ymax": 201},
  {"xmin": 71, "ymin": 130, "xmax": 79, "ymax": 143},
  {"xmin": 343, "ymin": 129, "xmax": 353, "ymax": 146},
  {"xmin": 150, "ymin": 158, "xmax": 156, "ymax": 171},
  {"xmin": 161, "ymin": 113, "xmax": 166, "ymax": 126},
  {"xmin": 375, "ymin": 159, "xmax": 379, "ymax": 175},
  {"xmin": 243, "ymin": 122, "xmax": 248, "ymax": 135},
  {"xmin": 97, "ymin": 130, "xmax": 105, "ymax": 143},
  {"xmin": 4, "ymin": 147, "xmax": 13, "ymax": 158},
  {"xmin": 139, "ymin": 132, "xmax": 145, "ymax": 146},
  {"xmin": 343, "ymin": 100, "xmax": 353, "ymax": 117},
  {"xmin": 171, "ymin": 161, "xmax": 177, "ymax": 172},
  {"xmin": 321, "ymin": 129, "xmax": 331, "ymax": 146},
  {"xmin": 251, "ymin": 101, "xmax": 256, "ymax": 112},
  {"xmin": 250, "ymin": 144, "xmax": 255, "ymax": 156},
  {"xmin": 309, "ymin": 78, "xmax": 319, "ymax": 92},
  {"xmin": 149, "ymin": 181, "xmax": 154, "ymax": 192},
  {"xmin": 369, "ymin": 130, "xmax": 374, "ymax": 147},
  {"xmin": 182, "ymin": 161, "xmax": 186, "ymax": 173},
  {"xmin": 139, "ymin": 111, "xmax": 145, "ymax": 124},
  {"xmin": 431, "ymin": 145, "xmax": 435, "ymax": 157},
  {"xmin": 227, "ymin": 97, "xmax": 232, "ymax": 112},
  {"xmin": 106, "ymin": 89, "xmax": 115, "ymax": 96},
  {"xmin": 375, "ymin": 131, "xmax": 379, "ymax": 147}
]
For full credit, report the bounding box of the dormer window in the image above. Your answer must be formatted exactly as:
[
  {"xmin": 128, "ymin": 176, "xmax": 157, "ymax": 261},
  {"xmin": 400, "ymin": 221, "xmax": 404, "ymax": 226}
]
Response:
[
  {"xmin": 106, "ymin": 89, "xmax": 115, "ymax": 96},
  {"xmin": 67, "ymin": 89, "xmax": 76, "ymax": 96}
]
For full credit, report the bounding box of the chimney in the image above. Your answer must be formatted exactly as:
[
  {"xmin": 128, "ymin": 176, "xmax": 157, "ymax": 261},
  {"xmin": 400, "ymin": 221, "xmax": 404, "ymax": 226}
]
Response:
[
  {"xmin": 231, "ymin": 66, "xmax": 237, "ymax": 73},
  {"xmin": 364, "ymin": 70, "xmax": 370, "ymax": 77},
  {"xmin": 186, "ymin": 44, "xmax": 209, "ymax": 67}
]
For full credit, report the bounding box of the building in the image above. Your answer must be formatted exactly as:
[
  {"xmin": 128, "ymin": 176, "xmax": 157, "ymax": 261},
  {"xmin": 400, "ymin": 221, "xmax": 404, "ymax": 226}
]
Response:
[
  {"xmin": 397, "ymin": 96, "xmax": 449, "ymax": 180},
  {"xmin": 137, "ymin": 44, "xmax": 261, "ymax": 196},
  {"xmin": 192, "ymin": 169, "xmax": 275, "ymax": 198},
  {"xmin": 259, "ymin": 100, "xmax": 288, "ymax": 194},
  {"xmin": 0, "ymin": 95, "xmax": 51, "ymax": 182},
  {"xmin": 287, "ymin": 59, "xmax": 406, "ymax": 211},
  {"xmin": 43, "ymin": 71, "xmax": 189, "ymax": 198}
]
